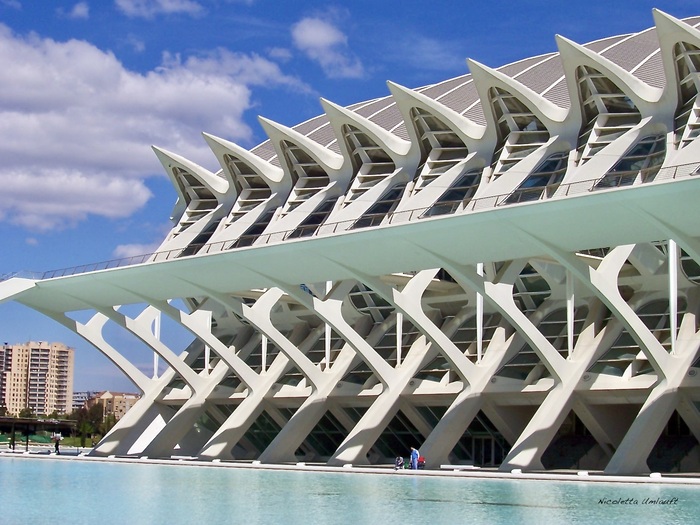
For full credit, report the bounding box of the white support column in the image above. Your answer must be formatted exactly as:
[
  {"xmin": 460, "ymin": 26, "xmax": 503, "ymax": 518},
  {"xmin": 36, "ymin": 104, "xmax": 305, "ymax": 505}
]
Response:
[
  {"xmin": 396, "ymin": 311, "xmax": 403, "ymax": 366},
  {"xmin": 325, "ymin": 280, "xmax": 332, "ymax": 370},
  {"xmin": 261, "ymin": 334, "xmax": 268, "ymax": 373},
  {"xmin": 98, "ymin": 305, "xmax": 204, "ymax": 392},
  {"xmin": 275, "ymin": 280, "xmax": 396, "ymax": 382},
  {"xmin": 191, "ymin": 284, "xmax": 324, "ymax": 389},
  {"xmin": 519, "ymin": 235, "xmax": 671, "ymax": 378},
  {"xmin": 338, "ymin": 268, "xmax": 478, "ymax": 384},
  {"xmin": 669, "ymin": 239, "xmax": 678, "ymax": 355},
  {"xmin": 605, "ymin": 387, "xmax": 680, "ymax": 475},
  {"xmin": 260, "ymin": 322, "xmax": 394, "ymax": 464},
  {"xmin": 477, "ymin": 262, "xmax": 484, "ymax": 363},
  {"xmin": 192, "ymin": 282, "xmax": 355, "ymax": 462},
  {"xmin": 146, "ymin": 298, "xmax": 260, "ymax": 390},
  {"xmin": 191, "ymin": 310, "xmax": 212, "ymax": 375},
  {"xmin": 37, "ymin": 305, "xmax": 152, "ymax": 390},
  {"xmin": 566, "ymin": 269, "xmax": 574, "ymax": 358},
  {"xmin": 199, "ymin": 348, "xmax": 292, "ymax": 460},
  {"xmin": 152, "ymin": 312, "xmax": 160, "ymax": 379},
  {"xmin": 142, "ymin": 360, "xmax": 233, "ymax": 458},
  {"xmin": 439, "ymin": 261, "xmax": 568, "ymax": 381},
  {"xmin": 93, "ymin": 365, "xmax": 174, "ymax": 457},
  {"xmin": 419, "ymin": 388, "xmax": 484, "ymax": 466}
]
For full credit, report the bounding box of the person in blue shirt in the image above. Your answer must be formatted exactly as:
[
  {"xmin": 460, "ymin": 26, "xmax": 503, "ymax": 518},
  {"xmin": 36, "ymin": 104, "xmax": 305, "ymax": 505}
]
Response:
[{"xmin": 410, "ymin": 447, "xmax": 419, "ymax": 470}]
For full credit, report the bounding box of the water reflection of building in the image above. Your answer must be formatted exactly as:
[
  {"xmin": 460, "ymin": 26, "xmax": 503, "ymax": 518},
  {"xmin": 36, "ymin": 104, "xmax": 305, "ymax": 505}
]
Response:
[
  {"xmin": 0, "ymin": 342, "xmax": 74, "ymax": 416},
  {"xmin": 3, "ymin": 10, "xmax": 700, "ymax": 475}
]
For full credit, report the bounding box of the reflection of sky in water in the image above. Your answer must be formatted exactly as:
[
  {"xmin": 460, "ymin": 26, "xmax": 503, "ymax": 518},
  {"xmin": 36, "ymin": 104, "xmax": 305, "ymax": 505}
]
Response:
[{"xmin": 0, "ymin": 458, "xmax": 696, "ymax": 524}]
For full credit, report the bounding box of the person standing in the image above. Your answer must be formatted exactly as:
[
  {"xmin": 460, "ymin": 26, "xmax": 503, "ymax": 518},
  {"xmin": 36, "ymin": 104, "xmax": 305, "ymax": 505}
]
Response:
[{"xmin": 410, "ymin": 447, "xmax": 419, "ymax": 470}]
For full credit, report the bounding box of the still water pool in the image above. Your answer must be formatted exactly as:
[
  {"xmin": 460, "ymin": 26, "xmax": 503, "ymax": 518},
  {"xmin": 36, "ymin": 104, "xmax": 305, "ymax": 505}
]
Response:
[{"xmin": 0, "ymin": 457, "xmax": 697, "ymax": 524}]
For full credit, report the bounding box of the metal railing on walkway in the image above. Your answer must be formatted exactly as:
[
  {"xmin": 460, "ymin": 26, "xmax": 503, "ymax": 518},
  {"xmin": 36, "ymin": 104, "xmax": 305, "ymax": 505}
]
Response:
[{"xmin": 3, "ymin": 161, "xmax": 698, "ymax": 283}]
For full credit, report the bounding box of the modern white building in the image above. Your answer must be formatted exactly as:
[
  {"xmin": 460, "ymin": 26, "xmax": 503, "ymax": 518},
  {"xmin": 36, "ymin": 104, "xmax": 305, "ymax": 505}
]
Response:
[{"xmin": 2, "ymin": 9, "xmax": 700, "ymax": 474}]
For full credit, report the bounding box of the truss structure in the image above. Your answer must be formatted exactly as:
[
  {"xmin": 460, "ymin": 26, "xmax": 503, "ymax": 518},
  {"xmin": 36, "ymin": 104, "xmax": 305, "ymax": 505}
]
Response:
[{"xmin": 3, "ymin": 9, "xmax": 700, "ymax": 474}]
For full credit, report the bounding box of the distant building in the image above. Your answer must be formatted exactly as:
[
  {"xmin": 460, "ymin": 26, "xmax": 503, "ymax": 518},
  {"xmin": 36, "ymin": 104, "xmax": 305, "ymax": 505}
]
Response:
[
  {"xmin": 87, "ymin": 391, "xmax": 141, "ymax": 421},
  {"xmin": 72, "ymin": 391, "xmax": 97, "ymax": 412},
  {"xmin": 0, "ymin": 341, "xmax": 74, "ymax": 416}
]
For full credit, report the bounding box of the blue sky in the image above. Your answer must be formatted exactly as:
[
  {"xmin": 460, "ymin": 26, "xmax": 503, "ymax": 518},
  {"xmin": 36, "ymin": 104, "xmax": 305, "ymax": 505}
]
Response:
[{"xmin": 0, "ymin": 0, "xmax": 697, "ymax": 392}]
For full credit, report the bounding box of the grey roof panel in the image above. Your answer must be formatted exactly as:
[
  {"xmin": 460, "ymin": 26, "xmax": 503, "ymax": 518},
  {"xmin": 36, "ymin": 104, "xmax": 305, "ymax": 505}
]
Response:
[
  {"xmin": 353, "ymin": 97, "xmax": 395, "ymax": 118},
  {"xmin": 392, "ymin": 123, "xmax": 410, "ymax": 141},
  {"xmin": 368, "ymin": 104, "xmax": 406, "ymax": 132},
  {"xmin": 583, "ymin": 34, "xmax": 629, "ymax": 53},
  {"xmin": 251, "ymin": 141, "xmax": 277, "ymax": 161},
  {"xmin": 306, "ymin": 121, "xmax": 338, "ymax": 149},
  {"xmin": 292, "ymin": 115, "xmax": 330, "ymax": 137},
  {"xmin": 601, "ymin": 29, "xmax": 661, "ymax": 73},
  {"xmin": 434, "ymin": 80, "xmax": 480, "ymax": 114},
  {"xmin": 463, "ymin": 103, "xmax": 487, "ymax": 126},
  {"xmin": 633, "ymin": 51, "xmax": 665, "ymax": 88},
  {"xmin": 419, "ymin": 75, "xmax": 471, "ymax": 99},
  {"xmin": 541, "ymin": 78, "xmax": 570, "ymax": 108},
  {"xmin": 497, "ymin": 54, "xmax": 553, "ymax": 77},
  {"xmin": 513, "ymin": 55, "xmax": 565, "ymax": 97}
]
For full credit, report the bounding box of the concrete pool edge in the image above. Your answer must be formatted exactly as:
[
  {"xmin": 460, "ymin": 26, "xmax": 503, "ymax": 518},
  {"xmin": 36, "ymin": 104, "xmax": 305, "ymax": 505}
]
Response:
[{"xmin": 3, "ymin": 450, "xmax": 700, "ymax": 486}]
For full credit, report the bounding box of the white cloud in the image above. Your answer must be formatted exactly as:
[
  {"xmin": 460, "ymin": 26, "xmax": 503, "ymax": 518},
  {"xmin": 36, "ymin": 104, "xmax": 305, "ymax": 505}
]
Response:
[
  {"xmin": 1, "ymin": 0, "xmax": 21, "ymax": 9},
  {"xmin": 162, "ymin": 49, "xmax": 310, "ymax": 90},
  {"xmin": 0, "ymin": 24, "xmax": 309, "ymax": 232},
  {"xmin": 69, "ymin": 2, "xmax": 89, "ymax": 19},
  {"xmin": 1, "ymin": 169, "xmax": 151, "ymax": 232},
  {"xmin": 391, "ymin": 36, "xmax": 467, "ymax": 72},
  {"xmin": 115, "ymin": 0, "xmax": 203, "ymax": 18},
  {"xmin": 124, "ymin": 34, "xmax": 146, "ymax": 53},
  {"xmin": 113, "ymin": 241, "xmax": 163, "ymax": 258},
  {"xmin": 268, "ymin": 47, "xmax": 292, "ymax": 62},
  {"xmin": 291, "ymin": 16, "xmax": 364, "ymax": 79}
]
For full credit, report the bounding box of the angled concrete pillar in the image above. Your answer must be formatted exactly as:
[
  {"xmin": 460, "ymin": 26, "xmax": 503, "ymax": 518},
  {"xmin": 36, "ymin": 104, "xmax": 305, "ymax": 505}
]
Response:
[{"xmin": 605, "ymin": 386, "xmax": 680, "ymax": 474}]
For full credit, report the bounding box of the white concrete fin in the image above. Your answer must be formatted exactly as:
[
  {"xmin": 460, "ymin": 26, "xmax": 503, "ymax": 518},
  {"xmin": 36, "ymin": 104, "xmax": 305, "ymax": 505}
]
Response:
[
  {"xmin": 320, "ymin": 97, "xmax": 413, "ymax": 162},
  {"xmin": 152, "ymin": 145, "xmax": 229, "ymax": 196},
  {"xmin": 202, "ymin": 132, "xmax": 285, "ymax": 187},
  {"xmin": 654, "ymin": 9, "xmax": 700, "ymax": 51},
  {"xmin": 152, "ymin": 145, "xmax": 231, "ymax": 234},
  {"xmin": 555, "ymin": 34, "xmax": 664, "ymax": 110},
  {"xmin": 258, "ymin": 115, "xmax": 345, "ymax": 173},
  {"xmin": 653, "ymin": 10, "xmax": 700, "ymax": 109},
  {"xmin": 387, "ymin": 80, "xmax": 486, "ymax": 148},
  {"xmin": 467, "ymin": 58, "xmax": 569, "ymax": 130}
]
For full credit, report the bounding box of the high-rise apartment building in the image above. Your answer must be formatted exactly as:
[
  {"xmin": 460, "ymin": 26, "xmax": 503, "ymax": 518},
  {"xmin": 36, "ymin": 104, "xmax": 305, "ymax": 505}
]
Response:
[{"xmin": 0, "ymin": 342, "xmax": 74, "ymax": 415}]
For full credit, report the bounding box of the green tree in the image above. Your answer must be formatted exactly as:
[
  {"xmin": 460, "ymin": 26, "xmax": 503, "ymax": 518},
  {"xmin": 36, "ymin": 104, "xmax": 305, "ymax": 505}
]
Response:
[
  {"xmin": 77, "ymin": 420, "xmax": 94, "ymax": 447},
  {"xmin": 87, "ymin": 403, "xmax": 104, "ymax": 428},
  {"xmin": 18, "ymin": 407, "xmax": 35, "ymax": 418},
  {"xmin": 100, "ymin": 414, "xmax": 117, "ymax": 436},
  {"xmin": 69, "ymin": 404, "xmax": 105, "ymax": 447},
  {"xmin": 70, "ymin": 407, "xmax": 93, "ymax": 447}
]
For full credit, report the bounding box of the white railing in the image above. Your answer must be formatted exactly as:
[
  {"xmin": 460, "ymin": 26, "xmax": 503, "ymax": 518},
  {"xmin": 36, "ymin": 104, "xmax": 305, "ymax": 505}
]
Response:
[{"xmin": 4, "ymin": 161, "xmax": 698, "ymax": 283}]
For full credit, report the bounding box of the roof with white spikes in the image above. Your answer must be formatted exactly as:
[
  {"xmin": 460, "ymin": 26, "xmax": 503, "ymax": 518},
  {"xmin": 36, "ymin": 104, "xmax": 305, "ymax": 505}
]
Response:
[{"xmin": 245, "ymin": 13, "xmax": 700, "ymax": 165}]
